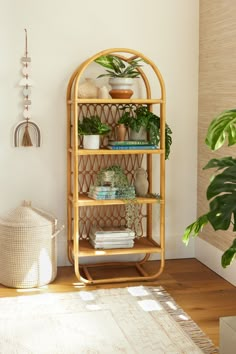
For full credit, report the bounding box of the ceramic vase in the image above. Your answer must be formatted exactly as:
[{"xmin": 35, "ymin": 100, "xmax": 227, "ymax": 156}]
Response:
[
  {"xmin": 116, "ymin": 124, "xmax": 127, "ymax": 141},
  {"xmin": 78, "ymin": 78, "xmax": 98, "ymax": 98},
  {"xmin": 134, "ymin": 168, "xmax": 149, "ymax": 197}
]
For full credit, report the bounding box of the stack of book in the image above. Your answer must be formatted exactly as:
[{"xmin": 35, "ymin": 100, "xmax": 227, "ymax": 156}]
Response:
[
  {"xmin": 107, "ymin": 140, "xmax": 158, "ymax": 150},
  {"xmin": 88, "ymin": 185, "xmax": 136, "ymax": 200},
  {"xmin": 88, "ymin": 186, "xmax": 118, "ymax": 200},
  {"xmin": 89, "ymin": 225, "xmax": 135, "ymax": 249}
]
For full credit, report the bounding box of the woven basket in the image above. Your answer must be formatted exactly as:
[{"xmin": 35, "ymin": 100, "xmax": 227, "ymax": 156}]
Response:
[{"xmin": 0, "ymin": 201, "xmax": 62, "ymax": 288}]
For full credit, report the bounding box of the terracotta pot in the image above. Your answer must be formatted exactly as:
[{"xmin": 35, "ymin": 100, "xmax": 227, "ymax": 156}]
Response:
[{"xmin": 109, "ymin": 78, "xmax": 134, "ymax": 99}]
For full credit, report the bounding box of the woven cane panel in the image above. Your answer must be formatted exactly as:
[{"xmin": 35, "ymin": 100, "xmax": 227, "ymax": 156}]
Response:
[
  {"xmin": 198, "ymin": 0, "xmax": 236, "ymax": 251},
  {"xmin": 77, "ymin": 103, "xmax": 146, "ymax": 148},
  {"xmin": 78, "ymin": 154, "xmax": 143, "ymax": 192},
  {"xmin": 70, "ymin": 103, "xmax": 150, "ymax": 240},
  {"xmin": 77, "ymin": 204, "xmax": 146, "ymax": 240}
]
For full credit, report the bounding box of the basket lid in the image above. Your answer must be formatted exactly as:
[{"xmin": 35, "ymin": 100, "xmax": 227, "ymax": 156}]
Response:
[{"xmin": 0, "ymin": 201, "xmax": 56, "ymax": 227}]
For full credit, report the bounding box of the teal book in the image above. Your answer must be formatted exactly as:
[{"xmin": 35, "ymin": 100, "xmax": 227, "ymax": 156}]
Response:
[
  {"xmin": 89, "ymin": 186, "xmax": 118, "ymax": 192},
  {"xmin": 108, "ymin": 140, "xmax": 151, "ymax": 146},
  {"xmin": 107, "ymin": 145, "xmax": 158, "ymax": 150}
]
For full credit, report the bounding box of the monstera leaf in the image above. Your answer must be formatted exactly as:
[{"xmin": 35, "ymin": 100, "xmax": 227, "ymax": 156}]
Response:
[
  {"xmin": 222, "ymin": 239, "xmax": 236, "ymax": 268},
  {"xmin": 205, "ymin": 109, "xmax": 236, "ymax": 150},
  {"xmin": 182, "ymin": 109, "xmax": 236, "ymax": 268},
  {"xmin": 204, "ymin": 158, "xmax": 236, "ymax": 231}
]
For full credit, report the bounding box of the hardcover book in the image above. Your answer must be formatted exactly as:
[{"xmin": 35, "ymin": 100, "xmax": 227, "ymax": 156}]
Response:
[
  {"xmin": 89, "ymin": 233, "xmax": 135, "ymax": 242},
  {"xmin": 107, "ymin": 145, "xmax": 158, "ymax": 150},
  {"xmin": 88, "ymin": 193, "xmax": 117, "ymax": 200},
  {"xmin": 90, "ymin": 225, "xmax": 135, "ymax": 237},
  {"xmin": 89, "ymin": 238, "xmax": 134, "ymax": 249},
  {"xmin": 108, "ymin": 140, "xmax": 151, "ymax": 146},
  {"xmin": 89, "ymin": 186, "xmax": 118, "ymax": 192}
]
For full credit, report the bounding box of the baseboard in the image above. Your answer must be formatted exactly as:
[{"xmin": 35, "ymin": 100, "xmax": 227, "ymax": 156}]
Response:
[{"xmin": 195, "ymin": 238, "xmax": 236, "ymax": 286}]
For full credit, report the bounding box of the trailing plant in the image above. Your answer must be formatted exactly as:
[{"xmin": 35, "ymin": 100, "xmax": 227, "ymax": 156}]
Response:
[
  {"xmin": 95, "ymin": 165, "xmax": 130, "ymax": 188},
  {"xmin": 94, "ymin": 165, "xmax": 141, "ymax": 235},
  {"xmin": 94, "ymin": 55, "xmax": 143, "ymax": 79},
  {"xmin": 182, "ymin": 109, "xmax": 236, "ymax": 268},
  {"xmin": 118, "ymin": 105, "xmax": 172, "ymax": 159},
  {"xmin": 78, "ymin": 115, "xmax": 111, "ymax": 135}
]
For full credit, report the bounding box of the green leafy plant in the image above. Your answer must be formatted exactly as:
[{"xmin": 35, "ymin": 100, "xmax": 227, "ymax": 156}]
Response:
[
  {"xmin": 118, "ymin": 105, "xmax": 172, "ymax": 159},
  {"xmin": 78, "ymin": 115, "xmax": 111, "ymax": 135},
  {"xmin": 94, "ymin": 55, "xmax": 143, "ymax": 79},
  {"xmin": 95, "ymin": 165, "xmax": 130, "ymax": 189},
  {"xmin": 182, "ymin": 109, "xmax": 236, "ymax": 268},
  {"xmin": 94, "ymin": 165, "xmax": 141, "ymax": 235}
]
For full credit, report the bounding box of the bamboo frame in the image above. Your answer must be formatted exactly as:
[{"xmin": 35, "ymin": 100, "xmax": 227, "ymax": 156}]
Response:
[{"xmin": 66, "ymin": 48, "xmax": 166, "ymax": 284}]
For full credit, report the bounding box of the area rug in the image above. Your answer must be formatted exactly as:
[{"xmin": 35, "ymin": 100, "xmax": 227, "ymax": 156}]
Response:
[{"xmin": 0, "ymin": 286, "xmax": 218, "ymax": 354}]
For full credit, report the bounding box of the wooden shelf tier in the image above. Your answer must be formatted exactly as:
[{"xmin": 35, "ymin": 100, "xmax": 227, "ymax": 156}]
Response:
[
  {"xmin": 69, "ymin": 238, "xmax": 161, "ymax": 257},
  {"xmin": 67, "ymin": 98, "xmax": 164, "ymax": 105},
  {"xmin": 68, "ymin": 194, "xmax": 163, "ymax": 207},
  {"xmin": 68, "ymin": 148, "xmax": 164, "ymax": 155}
]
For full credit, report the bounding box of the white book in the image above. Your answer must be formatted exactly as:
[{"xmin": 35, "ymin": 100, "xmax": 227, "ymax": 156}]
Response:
[
  {"xmin": 89, "ymin": 239, "xmax": 134, "ymax": 249},
  {"xmin": 89, "ymin": 233, "xmax": 135, "ymax": 242},
  {"xmin": 91, "ymin": 225, "xmax": 135, "ymax": 238}
]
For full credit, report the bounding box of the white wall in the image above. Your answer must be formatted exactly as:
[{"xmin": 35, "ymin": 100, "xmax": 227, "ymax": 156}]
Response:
[{"xmin": 0, "ymin": 0, "xmax": 199, "ymax": 266}]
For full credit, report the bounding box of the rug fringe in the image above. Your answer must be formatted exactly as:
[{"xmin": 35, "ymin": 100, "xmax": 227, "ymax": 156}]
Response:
[{"xmin": 149, "ymin": 286, "xmax": 219, "ymax": 354}]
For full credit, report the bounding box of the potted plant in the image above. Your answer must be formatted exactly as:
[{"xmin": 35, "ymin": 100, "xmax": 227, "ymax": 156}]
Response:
[
  {"xmin": 182, "ymin": 109, "xmax": 236, "ymax": 268},
  {"xmin": 78, "ymin": 115, "xmax": 111, "ymax": 149},
  {"xmin": 94, "ymin": 55, "xmax": 143, "ymax": 98},
  {"xmin": 94, "ymin": 165, "xmax": 141, "ymax": 234},
  {"xmin": 118, "ymin": 105, "xmax": 172, "ymax": 159}
]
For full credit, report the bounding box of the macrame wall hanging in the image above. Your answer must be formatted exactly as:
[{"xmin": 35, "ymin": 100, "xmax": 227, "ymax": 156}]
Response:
[{"xmin": 13, "ymin": 29, "xmax": 41, "ymax": 147}]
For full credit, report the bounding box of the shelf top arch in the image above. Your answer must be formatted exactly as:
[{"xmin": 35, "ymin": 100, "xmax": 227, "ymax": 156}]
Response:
[{"xmin": 67, "ymin": 48, "xmax": 166, "ymax": 103}]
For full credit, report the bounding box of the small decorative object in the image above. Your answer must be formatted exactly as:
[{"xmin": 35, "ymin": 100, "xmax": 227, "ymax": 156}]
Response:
[
  {"xmin": 94, "ymin": 55, "xmax": 144, "ymax": 99},
  {"xmin": 116, "ymin": 123, "xmax": 127, "ymax": 141},
  {"xmin": 78, "ymin": 115, "xmax": 111, "ymax": 149},
  {"xmin": 0, "ymin": 201, "xmax": 63, "ymax": 288},
  {"xmin": 78, "ymin": 78, "xmax": 98, "ymax": 98},
  {"xmin": 98, "ymin": 86, "xmax": 109, "ymax": 99},
  {"xmin": 13, "ymin": 29, "xmax": 41, "ymax": 147},
  {"xmin": 134, "ymin": 168, "xmax": 149, "ymax": 197}
]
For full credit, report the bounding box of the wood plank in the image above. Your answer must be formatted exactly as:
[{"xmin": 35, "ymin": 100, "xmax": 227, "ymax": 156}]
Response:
[
  {"xmin": 74, "ymin": 238, "xmax": 161, "ymax": 257},
  {"xmin": 0, "ymin": 258, "xmax": 235, "ymax": 347}
]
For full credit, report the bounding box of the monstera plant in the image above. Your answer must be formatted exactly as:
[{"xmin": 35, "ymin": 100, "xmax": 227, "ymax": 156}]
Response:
[{"xmin": 182, "ymin": 109, "xmax": 236, "ymax": 268}]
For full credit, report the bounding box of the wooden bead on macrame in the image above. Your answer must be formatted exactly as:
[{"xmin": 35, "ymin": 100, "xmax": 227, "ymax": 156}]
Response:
[{"xmin": 13, "ymin": 29, "xmax": 41, "ymax": 148}]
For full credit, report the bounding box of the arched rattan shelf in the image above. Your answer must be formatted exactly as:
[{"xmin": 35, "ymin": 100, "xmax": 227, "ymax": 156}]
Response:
[{"xmin": 66, "ymin": 48, "xmax": 166, "ymax": 284}]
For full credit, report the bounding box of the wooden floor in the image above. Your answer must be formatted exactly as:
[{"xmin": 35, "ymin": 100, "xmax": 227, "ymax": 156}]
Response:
[{"xmin": 1, "ymin": 258, "xmax": 236, "ymax": 347}]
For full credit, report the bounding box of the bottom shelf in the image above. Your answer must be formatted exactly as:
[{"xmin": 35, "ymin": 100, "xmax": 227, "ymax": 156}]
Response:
[{"xmin": 70, "ymin": 237, "xmax": 162, "ymax": 257}]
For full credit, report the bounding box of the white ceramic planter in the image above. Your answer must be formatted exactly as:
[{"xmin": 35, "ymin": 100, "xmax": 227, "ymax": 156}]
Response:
[
  {"xmin": 83, "ymin": 135, "xmax": 100, "ymax": 149},
  {"xmin": 109, "ymin": 78, "xmax": 133, "ymax": 90},
  {"xmin": 109, "ymin": 78, "xmax": 134, "ymax": 99}
]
